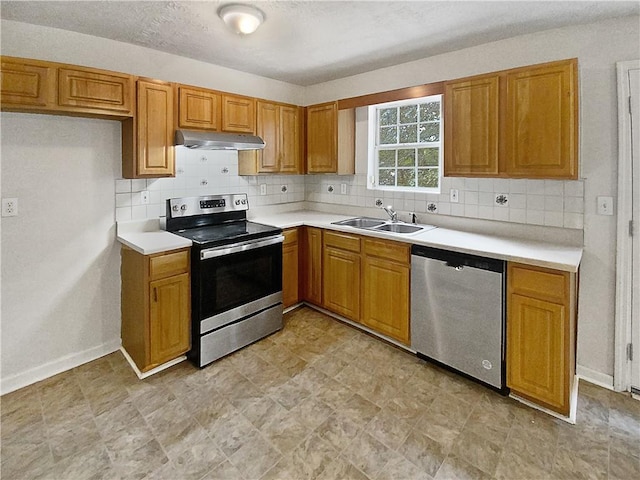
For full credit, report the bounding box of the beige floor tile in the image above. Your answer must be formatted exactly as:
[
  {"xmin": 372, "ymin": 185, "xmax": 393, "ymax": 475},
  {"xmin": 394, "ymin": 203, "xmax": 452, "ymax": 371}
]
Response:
[
  {"xmin": 315, "ymin": 411, "xmax": 362, "ymax": 452},
  {"xmin": 451, "ymin": 429, "xmax": 502, "ymax": 476},
  {"xmin": 435, "ymin": 454, "xmax": 493, "ymax": 480},
  {"xmin": 343, "ymin": 431, "xmax": 397, "ymax": 478},
  {"xmin": 397, "ymin": 429, "xmax": 448, "ymax": 478},
  {"xmin": 365, "ymin": 409, "xmax": 413, "ymax": 451}
]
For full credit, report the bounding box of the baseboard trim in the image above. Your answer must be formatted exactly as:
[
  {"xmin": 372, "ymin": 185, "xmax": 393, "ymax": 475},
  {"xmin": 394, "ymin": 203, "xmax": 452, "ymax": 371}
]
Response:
[
  {"xmin": 576, "ymin": 365, "xmax": 615, "ymax": 391},
  {"xmin": 0, "ymin": 339, "xmax": 122, "ymax": 395},
  {"xmin": 120, "ymin": 347, "xmax": 186, "ymax": 379}
]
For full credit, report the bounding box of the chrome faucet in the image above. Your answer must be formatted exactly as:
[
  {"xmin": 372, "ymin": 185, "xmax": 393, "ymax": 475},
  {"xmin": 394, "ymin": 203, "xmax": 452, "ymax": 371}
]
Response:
[{"xmin": 382, "ymin": 205, "xmax": 398, "ymax": 222}]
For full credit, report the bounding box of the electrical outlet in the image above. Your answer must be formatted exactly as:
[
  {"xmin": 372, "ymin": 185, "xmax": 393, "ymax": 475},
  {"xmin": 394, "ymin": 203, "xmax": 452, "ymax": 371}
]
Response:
[
  {"xmin": 140, "ymin": 191, "xmax": 149, "ymax": 205},
  {"xmin": 341, "ymin": 183, "xmax": 347, "ymax": 195},
  {"xmin": 596, "ymin": 196, "xmax": 614, "ymax": 215},
  {"xmin": 260, "ymin": 184, "xmax": 267, "ymax": 195},
  {"xmin": 450, "ymin": 189, "xmax": 459, "ymax": 203},
  {"xmin": 2, "ymin": 198, "xmax": 18, "ymax": 217}
]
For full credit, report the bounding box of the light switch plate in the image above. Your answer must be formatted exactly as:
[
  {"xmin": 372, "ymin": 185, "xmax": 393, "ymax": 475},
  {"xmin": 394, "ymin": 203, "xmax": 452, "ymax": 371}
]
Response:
[
  {"xmin": 596, "ymin": 196, "xmax": 614, "ymax": 215},
  {"xmin": 450, "ymin": 189, "xmax": 459, "ymax": 203}
]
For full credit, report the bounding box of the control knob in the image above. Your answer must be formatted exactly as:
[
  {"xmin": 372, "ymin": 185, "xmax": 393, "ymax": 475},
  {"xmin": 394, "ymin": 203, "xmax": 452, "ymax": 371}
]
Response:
[
  {"xmin": 172, "ymin": 204, "xmax": 179, "ymax": 212},
  {"xmin": 180, "ymin": 204, "xmax": 187, "ymax": 211}
]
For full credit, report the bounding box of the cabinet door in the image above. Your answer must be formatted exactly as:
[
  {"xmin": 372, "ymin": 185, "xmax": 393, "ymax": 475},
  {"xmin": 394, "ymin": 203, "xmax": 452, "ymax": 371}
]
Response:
[
  {"xmin": 222, "ymin": 94, "xmax": 255, "ymax": 133},
  {"xmin": 256, "ymin": 101, "xmax": 280, "ymax": 172},
  {"xmin": 282, "ymin": 228, "xmax": 299, "ymax": 308},
  {"xmin": 1, "ymin": 57, "xmax": 55, "ymax": 109},
  {"xmin": 323, "ymin": 246, "xmax": 360, "ymax": 321},
  {"xmin": 58, "ymin": 67, "xmax": 134, "ymax": 116},
  {"xmin": 149, "ymin": 273, "xmax": 190, "ymax": 366},
  {"xmin": 505, "ymin": 60, "xmax": 577, "ymax": 179},
  {"xmin": 280, "ymin": 105, "xmax": 301, "ymax": 173},
  {"xmin": 178, "ymin": 86, "xmax": 220, "ymax": 130},
  {"xmin": 507, "ymin": 294, "xmax": 568, "ymax": 414},
  {"xmin": 136, "ymin": 80, "xmax": 175, "ymax": 176},
  {"xmin": 307, "ymin": 102, "xmax": 337, "ymax": 173},
  {"xmin": 444, "ymin": 74, "xmax": 499, "ymax": 176},
  {"xmin": 301, "ymin": 227, "xmax": 323, "ymax": 306}
]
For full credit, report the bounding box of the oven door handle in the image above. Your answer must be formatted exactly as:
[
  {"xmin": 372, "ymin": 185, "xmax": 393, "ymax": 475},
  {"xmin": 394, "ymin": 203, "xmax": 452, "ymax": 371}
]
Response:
[{"xmin": 200, "ymin": 234, "xmax": 284, "ymax": 260}]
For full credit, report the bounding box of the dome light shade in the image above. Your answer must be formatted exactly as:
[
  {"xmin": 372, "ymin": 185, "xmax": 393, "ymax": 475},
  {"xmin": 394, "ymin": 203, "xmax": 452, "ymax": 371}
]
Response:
[{"xmin": 218, "ymin": 4, "xmax": 265, "ymax": 35}]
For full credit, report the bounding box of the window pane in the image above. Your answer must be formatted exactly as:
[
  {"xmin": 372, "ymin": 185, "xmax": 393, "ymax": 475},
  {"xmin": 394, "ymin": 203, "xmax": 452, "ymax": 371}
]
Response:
[
  {"xmin": 419, "ymin": 123, "xmax": 439, "ymax": 142},
  {"xmin": 379, "ymin": 169, "xmax": 396, "ymax": 186},
  {"xmin": 397, "ymin": 169, "xmax": 416, "ymax": 187},
  {"xmin": 418, "ymin": 168, "xmax": 439, "ymax": 188},
  {"xmin": 379, "ymin": 126, "xmax": 397, "ymax": 144},
  {"xmin": 397, "ymin": 149, "xmax": 415, "ymax": 167},
  {"xmin": 399, "ymin": 105, "xmax": 417, "ymax": 124},
  {"xmin": 418, "ymin": 148, "xmax": 439, "ymax": 166},
  {"xmin": 399, "ymin": 125, "xmax": 417, "ymax": 143},
  {"xmin": 420, "ymin": 102, "xmax": 440, "ymax": 121},
  {"xmin": 378, "ymin": 150, "xmax": 396, "ymax": 167},
  {"xmin": 379, "ymin": 108, "xmax": 397, "ymax": 126}
]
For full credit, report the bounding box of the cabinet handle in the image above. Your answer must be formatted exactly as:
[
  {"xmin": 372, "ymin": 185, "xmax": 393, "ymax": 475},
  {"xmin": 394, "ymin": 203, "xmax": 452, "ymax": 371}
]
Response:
[{"xmin": 153, "ymin": 287, "xmax": 158, "ymax": 302}]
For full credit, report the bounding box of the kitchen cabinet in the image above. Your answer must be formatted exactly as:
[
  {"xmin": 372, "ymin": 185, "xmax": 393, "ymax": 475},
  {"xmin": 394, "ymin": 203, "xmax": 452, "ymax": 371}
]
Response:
[
  {"xmin": 323, "ymin": 231, "xmax": 361, "ymax": 322},
  {"xmin": 361, "ymin": 238, "xmax": 410, "ymax": 345},
  {"xmin": 121, "ymin": 246, "xmax": 191, "ymax": 373},
  {"xmin": 1, "ymin": 56, "xmax": 134, "ymax": 117},
  {"xmin": 282, "ymin": 228, "xmax": 300, "ymax": 308},
  {"xmin": 306, "ymin": 102, "xmax": 355, "ymax": 174},
  {"xmin": 444, "ymin": 58, "xmax": 577, "ymax": 179},
  {"xmin": 238, "ymin": 101, "xmax": 303, "ymax": 175},
  {"xmin": 301, "ymin": 227, "xmax": 323, "ymax": 306},
  {"xmin": 177, "ymin": 85, "xmax": 221, "ymax": 131},
  {"xmin": 222, "ymin": 93, "xmax": 255, "ymax": 133},
  {"xmin": 507, "ymin": 262, "xmax": 577, "ymax": 415},
  {"xmin": 122, "ymin": 78, "xmax": 175, "ymax": 178}
]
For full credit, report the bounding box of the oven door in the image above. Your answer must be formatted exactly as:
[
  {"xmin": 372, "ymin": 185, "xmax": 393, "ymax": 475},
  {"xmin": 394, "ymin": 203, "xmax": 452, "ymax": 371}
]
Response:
[{"xmin": 195, "ymin": 234, "xmax": 283, "ymax": 332}]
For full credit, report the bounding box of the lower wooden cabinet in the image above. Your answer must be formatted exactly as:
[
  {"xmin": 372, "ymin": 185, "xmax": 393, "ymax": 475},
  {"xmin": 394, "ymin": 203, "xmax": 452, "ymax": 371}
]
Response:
[
  {"xmin": 282, "ymin": 228, "xmax": 300, "ymax": 308},
  {"xmin": 361, "ymin": 238, "xmax": 410, "ymax": 345},
  {"xmin": 301, "ymin": 227, "xmax": 323, "ymax": 306},
  {"xmin": 507, "ymin": 262, "xmax": 576, "ymax": 415},
  {"xmin": 121, "ymin": 246, "xmax": 191, "ymax": 372},
  {"xmin": 323, "ymin": 231, "xmax": 361, "ymax": 322}
]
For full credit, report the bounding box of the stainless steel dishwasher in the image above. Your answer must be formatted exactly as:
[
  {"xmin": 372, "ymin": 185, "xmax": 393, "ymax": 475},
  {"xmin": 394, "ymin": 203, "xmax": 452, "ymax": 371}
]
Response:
[{"xmin": 411, "ymin": 245, "xmax": 507, "ymax": 393}]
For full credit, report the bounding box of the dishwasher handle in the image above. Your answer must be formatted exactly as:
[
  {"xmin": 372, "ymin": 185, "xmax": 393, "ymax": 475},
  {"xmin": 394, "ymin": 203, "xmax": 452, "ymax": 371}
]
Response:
[{"xmin": 411, "ymin": 244, "xmax": 504, "ymax": 273}]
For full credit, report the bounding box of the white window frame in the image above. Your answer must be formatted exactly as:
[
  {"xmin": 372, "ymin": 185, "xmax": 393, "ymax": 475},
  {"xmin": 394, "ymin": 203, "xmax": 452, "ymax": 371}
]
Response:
[{"xmin": 367, "ymin": 94, "xmax": 443, "ymax": 194}]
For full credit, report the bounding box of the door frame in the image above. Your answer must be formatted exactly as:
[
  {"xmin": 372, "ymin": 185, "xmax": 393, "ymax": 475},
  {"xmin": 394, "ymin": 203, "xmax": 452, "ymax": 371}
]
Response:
[{"xmin": 614, "ymin": 59, "xmax": 639, "ymax": 392}]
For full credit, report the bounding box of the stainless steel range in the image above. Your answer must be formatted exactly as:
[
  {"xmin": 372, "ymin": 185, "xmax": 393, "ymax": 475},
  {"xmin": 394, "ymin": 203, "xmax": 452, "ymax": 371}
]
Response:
[{"xmin": 165, "ymin": 194, "xmax": 283, "ymax": 368}]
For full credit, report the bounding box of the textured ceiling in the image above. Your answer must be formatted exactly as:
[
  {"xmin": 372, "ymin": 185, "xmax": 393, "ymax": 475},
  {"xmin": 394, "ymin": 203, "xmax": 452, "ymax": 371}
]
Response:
[{"xmin": 1, "ymin": 1, "xmax": 638, "ymax": 86}]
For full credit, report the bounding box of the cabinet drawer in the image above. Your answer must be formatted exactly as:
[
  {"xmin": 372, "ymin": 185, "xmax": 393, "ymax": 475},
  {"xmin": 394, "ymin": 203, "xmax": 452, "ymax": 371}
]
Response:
[
  {"xmin": 283, "ymin": 228, "xmax": 298, "ymax": 246},
  {"xmin": 508, "ymin": 263, "xmax": 568, "ymax": 304},
  {"xmin": 149, "ymin": 249, "xmax": 189, "ymax": 280},
  {"xmin": 363, "ymin": 238, "xmax": 409, "ymax": 264},
  {"xmin": 324, "ymin": 231, "xmax": 361, "ymax": 253}
]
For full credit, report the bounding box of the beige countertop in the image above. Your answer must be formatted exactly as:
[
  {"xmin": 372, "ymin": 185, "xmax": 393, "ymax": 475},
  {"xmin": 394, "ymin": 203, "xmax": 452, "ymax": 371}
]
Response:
[{"xmin": 116, "ymin": 210, "xmax": 583, "ymax": 272}]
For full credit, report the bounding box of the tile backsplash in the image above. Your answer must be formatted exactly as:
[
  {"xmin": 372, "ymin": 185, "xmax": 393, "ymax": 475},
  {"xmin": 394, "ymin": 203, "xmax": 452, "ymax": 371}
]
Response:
[{"xmin": 115, "ymin": 150, "xmax": 584, "ymax": 230}]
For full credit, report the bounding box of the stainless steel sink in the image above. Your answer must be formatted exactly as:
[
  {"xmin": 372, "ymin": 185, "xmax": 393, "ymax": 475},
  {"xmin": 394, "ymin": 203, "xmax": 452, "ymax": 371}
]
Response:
[
  {"xmin": 332, "ymin": 217, "xmax": 386, "ymax": 228},
  {"xmin": 372, "ymin": 223, "xmax": 425, "ymax": 234}
]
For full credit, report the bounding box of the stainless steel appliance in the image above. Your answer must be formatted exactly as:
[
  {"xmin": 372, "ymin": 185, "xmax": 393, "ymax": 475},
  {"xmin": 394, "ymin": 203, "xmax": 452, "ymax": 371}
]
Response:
[
  {"xmin": 410, "ymin": 245, "xmax": 507, "ymax": 393},
  {"xmin": 166, "ymin": 194, "xmax": 283, "ymax": 367}
]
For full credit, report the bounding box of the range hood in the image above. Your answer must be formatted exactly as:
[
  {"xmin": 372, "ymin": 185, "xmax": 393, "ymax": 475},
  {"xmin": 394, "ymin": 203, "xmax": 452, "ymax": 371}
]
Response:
[{"xmin": 175, "ymin": 129, "xmax": 265, "ymax": 150}]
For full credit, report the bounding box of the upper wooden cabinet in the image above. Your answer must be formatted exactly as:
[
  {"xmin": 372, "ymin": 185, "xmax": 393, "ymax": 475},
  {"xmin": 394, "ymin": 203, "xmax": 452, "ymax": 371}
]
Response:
[
  {"xmin": 1, "ymin": 56, "xmax": 134, "ymax": 118},
  {"xmin": 177, "ymin": 85, "xmax": 221, "ymax": 130},
  {"xmin": 238, "ymin": 101, "xmax": 303, "ymax": 175},
  {"xmin": 444, "ymin": 58, "xmax": 578, "ymax": 179},
  {"xmin": 306, "ymin": 102, "xmax": 355, "ymax": 174},
  {"xmin": 122, "ymin": 79, "xmax": 175, "ymax": 178},
  {"xmin": 222, "ymin": 93, "xmax": 255, "ymax": 133}
]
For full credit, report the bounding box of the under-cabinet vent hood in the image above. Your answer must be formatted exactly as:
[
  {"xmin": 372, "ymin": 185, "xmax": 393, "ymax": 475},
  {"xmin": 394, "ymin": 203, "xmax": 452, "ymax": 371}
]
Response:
[{"xmin": 175, "ymin": 129, "xmax": 265, "ymax": 150}]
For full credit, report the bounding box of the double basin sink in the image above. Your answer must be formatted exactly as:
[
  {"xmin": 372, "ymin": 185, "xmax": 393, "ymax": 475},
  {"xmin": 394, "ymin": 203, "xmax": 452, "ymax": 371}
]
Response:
[{"xmin": 331, "ymin": 217, "xmax": 437, "ymax": 235}]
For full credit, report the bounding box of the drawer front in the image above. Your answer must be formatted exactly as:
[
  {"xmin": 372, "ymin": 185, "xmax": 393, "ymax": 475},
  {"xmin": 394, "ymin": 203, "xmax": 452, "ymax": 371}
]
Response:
[
  {"xmin": 149, "ymin": 249, "xmax": 189, "ymax": 280},
  {"xmin": 283, "ymin": 228, "xmax": 298, "ymax": 246},
  {"xmin": 58, "ymin": 68, "xmax": 133, "ymax": 114},
  {"xmin": 364, "ymin": 238, "xmax": 409, "ymax": 264},
  {"xmin": 324, "ymin": 231, "xmax": 361, "ymax": 253},
  {"xmin": 508, "ymin": 263, "xmax": 568, "ymax": 304}
]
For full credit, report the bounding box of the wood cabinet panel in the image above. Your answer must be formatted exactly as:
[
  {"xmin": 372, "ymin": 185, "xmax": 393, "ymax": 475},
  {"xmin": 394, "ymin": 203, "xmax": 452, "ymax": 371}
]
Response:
[
  {"xmin": 149, "ymin": 249, "xmax": 189, "ymax": 280},
  {"xmin": 58, "ymin": 67, "xmax": 133, "ymax": 115},
  {"xmin": 282, "ymin": 228, "xmax": 300, "ymax": 308},
  {"xmin": 505, "ymin": 60, "xmax": 577, "ymax": 178},
  {"xmin": 149, "ymin": 273, "xmax": 190, "ymax": 365},
  {"xmin": 1, "ymin": 57, "xmax": 55, "ymax": 109},
  {"xmin": 363, "ymin": 238, "xmax": 410, "ymax": 263},
  {"xmin": 301, "ymin": 227, "xmax": 323, "ymax": 306},
  {"xmin": 178, "ymin": 86, "xmax": 220, "ymax": 130},
  {"xmin": 257, "ymin": 101, "xmax": 279, "ymax": 172},
  {"xmin": 323, "ymin": 245, "xmax": 360, "ymax": 321},
  {"xmin": 444, "ymin": 74, "xmax": 499, "ymax": 176},
  {"xmin": 222, "ymin": 94, "xmax": 255, "ymax": 133},
  {"xmin": 324, "ymin": 231, "xmax": 361, "ymax": 253},
  {"xmin": 307, "ymin": 102, "xmax": 337, "ymax": 173},
  {"xmin": 280, "ymin": 105, "xmax": 301, "ymax": 173}
]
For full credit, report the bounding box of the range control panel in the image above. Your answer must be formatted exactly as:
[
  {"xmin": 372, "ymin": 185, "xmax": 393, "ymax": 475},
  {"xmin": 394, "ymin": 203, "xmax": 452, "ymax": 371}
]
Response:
[{"xmin": 167, "ymin": 194, "xmax": 249, "ymax": 218}]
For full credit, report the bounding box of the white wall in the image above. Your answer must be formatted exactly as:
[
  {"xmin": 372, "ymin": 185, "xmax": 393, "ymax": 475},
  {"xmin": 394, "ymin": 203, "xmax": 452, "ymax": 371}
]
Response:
[
  {"xmin": 1, "ymin": 113, "xmax": 122, "ymax": 393},
  {"xmin": 305, "ymin": 15, "xmax": 640, "ymax": 381}
]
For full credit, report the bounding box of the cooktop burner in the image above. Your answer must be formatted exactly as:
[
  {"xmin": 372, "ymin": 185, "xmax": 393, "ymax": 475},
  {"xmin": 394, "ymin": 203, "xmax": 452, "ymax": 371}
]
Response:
[{"xmin": 174, "ymin": 221, "xmax": 281, "ymax": 247}]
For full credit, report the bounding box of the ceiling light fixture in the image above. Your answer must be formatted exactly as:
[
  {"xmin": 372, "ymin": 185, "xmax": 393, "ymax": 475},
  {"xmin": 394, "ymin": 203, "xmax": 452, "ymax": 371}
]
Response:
[{"xmin": 218, "ymin": 4, "xmax": 265, "ymax": 35}]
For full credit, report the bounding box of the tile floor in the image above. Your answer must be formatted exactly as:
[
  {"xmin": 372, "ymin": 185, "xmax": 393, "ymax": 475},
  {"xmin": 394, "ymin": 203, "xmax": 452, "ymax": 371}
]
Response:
[{"xmin": 1, "ymin": 306, "xmax": 639, "ymax": 480}]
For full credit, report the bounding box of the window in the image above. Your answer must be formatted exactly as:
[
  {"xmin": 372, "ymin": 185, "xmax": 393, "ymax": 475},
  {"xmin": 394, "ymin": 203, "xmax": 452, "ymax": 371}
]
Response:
[{"xmin": 368, "ymin": 94, "xmax": 442, "ymax": 193}]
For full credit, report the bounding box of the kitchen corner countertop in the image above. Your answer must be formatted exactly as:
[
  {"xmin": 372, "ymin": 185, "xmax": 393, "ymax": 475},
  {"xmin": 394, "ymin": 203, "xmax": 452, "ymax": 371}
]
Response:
[
  {"xmin": 251, "ymin": 210, "xmax": 583, "ymax": 273},
  {"xmin": 116, "ymin": 219, "xmax": 192, "ymax": 255}
]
